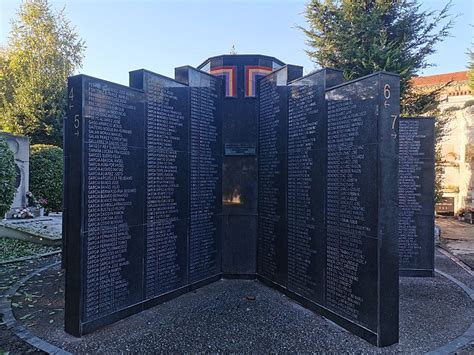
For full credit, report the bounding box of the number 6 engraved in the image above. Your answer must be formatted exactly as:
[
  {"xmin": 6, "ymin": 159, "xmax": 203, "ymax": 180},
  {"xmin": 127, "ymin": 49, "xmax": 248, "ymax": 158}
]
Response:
[{"xmin": 384, "ymin": 84, "xmax": 391, "ymax": 99}]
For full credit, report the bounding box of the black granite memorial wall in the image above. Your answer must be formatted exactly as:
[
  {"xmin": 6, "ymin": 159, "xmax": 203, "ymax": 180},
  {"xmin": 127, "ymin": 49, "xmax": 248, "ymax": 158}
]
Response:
[
  {"xmin": 325, "ymin": 73, "xmax": 399, "ymax": 346},
  {"xmin": 65, "ymin": 54, "xmax": 403, "ymax": 347},
  {"xmin": 129, "ymin": 70, "xmax": 190, "ymax": 298},
  {"xmin": 198, "ymin": 55, "xmax": 286, "ymax": 275},
  {"xmin": 175, "ymin": 66, "xmax": 223, "ymax": 283},
  {"xmin": 257, "ymin": 65, "xmax": 302, "ymax": 286},
  {"xmin": 64, "ymin": 75, "xmax": 146, "ymax": 335},
  {"xmin": 398, "ymin": 117, "xmax": 435, "ymax": 277},
  {"xmin": 65, "ymin": 66, "xmax": 223, "ymax": 336},
  {"xmin": 286, "ymin": 69, "xmax": 343, "ymax": 303},
  {"xmin": 257, "ymin": 71, "xmax": 400, "ymax": 347}
]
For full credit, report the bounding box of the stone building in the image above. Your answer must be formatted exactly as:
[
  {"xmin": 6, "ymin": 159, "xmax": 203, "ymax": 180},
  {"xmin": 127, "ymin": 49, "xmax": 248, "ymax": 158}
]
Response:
[
  {"xmin": 0, "ymin": 132, "xmax": 29, "ymax": 211},
  {"xmin": 412, "ymin": 71, "xmax": 473, "ymax": 214}
]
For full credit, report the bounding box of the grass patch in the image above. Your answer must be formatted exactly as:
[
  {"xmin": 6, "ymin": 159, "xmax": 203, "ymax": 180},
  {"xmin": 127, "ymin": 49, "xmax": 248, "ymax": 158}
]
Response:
[{"xmin": 0, "ymin": 237, "xmax": 59, "ymax": 262}]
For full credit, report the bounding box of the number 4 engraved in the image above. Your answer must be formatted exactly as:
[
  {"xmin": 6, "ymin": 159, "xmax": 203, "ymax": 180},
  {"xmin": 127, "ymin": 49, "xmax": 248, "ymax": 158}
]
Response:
[{"xmin": 68, "ymin": 87, "xmax": 74, "ymax": 109}]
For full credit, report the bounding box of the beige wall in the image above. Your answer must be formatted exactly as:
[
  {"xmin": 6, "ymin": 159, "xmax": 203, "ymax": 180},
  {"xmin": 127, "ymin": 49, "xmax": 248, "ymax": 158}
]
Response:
[{"xmin": 439, "ymin": 94, "xmax": 474, "ymax": 212}]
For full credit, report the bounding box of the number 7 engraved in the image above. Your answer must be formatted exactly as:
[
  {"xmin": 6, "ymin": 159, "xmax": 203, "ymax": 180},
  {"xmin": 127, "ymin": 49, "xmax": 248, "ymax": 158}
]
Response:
[{"xmin": 391, "ymin": 114, "xmax": 398, "ymax": 139}]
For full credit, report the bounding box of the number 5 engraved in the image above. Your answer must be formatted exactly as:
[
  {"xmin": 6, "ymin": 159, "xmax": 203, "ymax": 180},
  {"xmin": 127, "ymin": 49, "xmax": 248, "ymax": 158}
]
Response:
[
  {"xmin": 74, "ymin": 114, "xmax": 80, "ymax": 136},
  {"xmin": 74, "ymin": 115, "xmax": 80, "ymax": 128}
]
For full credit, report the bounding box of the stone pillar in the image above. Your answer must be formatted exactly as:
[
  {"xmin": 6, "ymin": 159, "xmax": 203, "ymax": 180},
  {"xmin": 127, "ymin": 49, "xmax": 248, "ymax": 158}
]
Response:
[{"xmin": 0, "ymin": 132, "xmax": 29, "ymax": 210}]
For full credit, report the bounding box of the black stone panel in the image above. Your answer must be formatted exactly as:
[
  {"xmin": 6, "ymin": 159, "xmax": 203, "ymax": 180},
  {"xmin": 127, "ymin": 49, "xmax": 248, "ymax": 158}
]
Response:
[
  {"xmin": 257, "ymin": 66, "xmax": 296, "ymax": 286},
  {"xmin": 288, "ymin": 70, "xmax": 343, "ymax": 155},
  {"xmin": 82, "ymin": 224, "xmax": 144, "ymax": 322},
  {"xmin": 62, "ymin": 107, "xmax": 69, "ymax": 269},
  {"xmin": 129, "ymin": 70, "xmax": 190, "ymax": 299},
  {"xmin": 286, "ymin": 69, "xmax": 343, "ymax": 305},
  {"xmin": 65, "ymin": 59, "xmax": 401, "ymax": 348},
  {"xmin": 65, "ymin": 75, "xmax": 146, "ymax": 336},
  {"xmin": 176, "ymin": 67, "xmax": 223, "ymax": 283},
  {"xmin": 222, "ymin": 214, "xmax": 257, "ymax": 274},
  {"xmin": 325, "ymin": 235, "xmax": 378, "ymax": 328},
  {"xmin": 65, "ymin": 67, "xmax": 224, "ymax": 336},
  {"xmin": 256, "ymin": 70, "xmax": 399, "ymax": 348},
  {"xmin": 82, "ymin": 143, "xmax": 145, "ymax": 232},
  {"xmin": 81, "ymin": 78, "xmax": 145, "ymax": 324},
  {"xmin": 130, "ymin": 70, "xmax": 190, "ymax": 153},
  {"xmin": 64, "ymin": 75, "xmax": 84, "ymax": 334},
  {"xmin": 325, "ymin": 73, "xmax": 400, "ymax": 346},
  {"xmin": 144, "ymin": 218, "xmax": 189, "ymax": 296},
  {"xmin": 399, "ymin": 117, "xmax": 435, "ymax": 276},
  {"xmin": 214, "ymin": 57, "xmax": 301, "ymax": 275},
  {"xmin": 189, "ymin": 214, "xmax": 222, "ymax": 281}
]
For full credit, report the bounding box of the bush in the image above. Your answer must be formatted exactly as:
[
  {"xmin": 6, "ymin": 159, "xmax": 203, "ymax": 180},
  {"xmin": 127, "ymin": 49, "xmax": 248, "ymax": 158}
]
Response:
[
  {"xmin": 0, "ymin": 137, "xmax": 17, "ymax": 217},
  {"xmin": 30, "ymin": 144, "xmax": 63, "ymax": 212}
]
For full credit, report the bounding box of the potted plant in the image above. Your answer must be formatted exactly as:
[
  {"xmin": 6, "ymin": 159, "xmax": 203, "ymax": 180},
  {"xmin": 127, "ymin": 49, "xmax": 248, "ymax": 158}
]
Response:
[
  {"xmin": 25, "ymin": 191, "xmax": 47, "ymax": 217},
  {"xmin": 38, "ymin": 197, "xmax": 48, "ymax": 216}
]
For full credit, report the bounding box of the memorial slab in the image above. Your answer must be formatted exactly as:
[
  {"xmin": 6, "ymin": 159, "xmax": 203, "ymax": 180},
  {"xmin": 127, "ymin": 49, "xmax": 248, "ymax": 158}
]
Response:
[
  {"xmin": 286, "ymin": 69, "xmax": 343, "ymax": 303},
  {"xmin": 175, "ymin": 66, "xmax": 223, "ymax": 283},
  {"xmin": 129, "ymin": 69, "xmax": 190, "ymax": 297},
  {"xmin": 257, "ymin": 65, "xmax": 303, "ymax": 286},
  {"xmin": 198, "ymin": 55, "xmax": 286, "ymax": 275},
  {"xmin": 398, "ymin": 117, "xmax": 435, "ymax": 277},
  {"xmin": 324, "ymin": 73, "xmax": 400, "ymax": 346},
  {"xmin": 65, "ymin": 66, "xmax": 223, "ymax": 336},
  {"xmin": 64, "ymin": 55, "xmax": 403, "ymax": 348},
  {"xmin": 64, "ymin": 75, "xmax": 146, "ymax": 336},
  {"xmin": 257, "ymin": 71, "xmax": 400, "ymax": 347}
]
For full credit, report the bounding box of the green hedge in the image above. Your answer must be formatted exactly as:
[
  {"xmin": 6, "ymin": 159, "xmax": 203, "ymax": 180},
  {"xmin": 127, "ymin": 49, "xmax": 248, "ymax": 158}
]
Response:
[
  {"xmin": 30, "ymin": 144, "xmax": 63, "ymax": 212},
  {"xmin": 0, "ymin": 137, "xmax": 17, "ymax": 217}
]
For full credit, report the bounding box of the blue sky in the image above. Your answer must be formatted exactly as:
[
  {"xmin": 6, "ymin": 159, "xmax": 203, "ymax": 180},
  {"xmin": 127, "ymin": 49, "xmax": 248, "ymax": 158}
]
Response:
[{"xmin": 1, "ymin": 0, "xmax": 473, "ymax": 86}]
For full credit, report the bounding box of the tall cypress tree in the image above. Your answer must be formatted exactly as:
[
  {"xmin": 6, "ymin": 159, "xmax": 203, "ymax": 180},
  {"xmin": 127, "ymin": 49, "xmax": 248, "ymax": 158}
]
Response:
[
  {"xmin": 301, "ymin": 0, "xmax": 455, "ymax": 202},
  {"xmin": 301, "ymin": 0, "xmax": 453, "ymax": 114}
]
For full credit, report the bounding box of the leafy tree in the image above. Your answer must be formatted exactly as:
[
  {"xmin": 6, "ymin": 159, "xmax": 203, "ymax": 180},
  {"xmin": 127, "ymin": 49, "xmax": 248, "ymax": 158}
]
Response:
[
  {"xmin": 0, "ymin": 0, "xmax": 85, "ymax": 146},
  {"xmin": 301, "ymin": 0, "xmax": 454, "ymax": 202},
  {"xmin": 0, "ymin": 137, "xmax": 17, "ymax": 217}
]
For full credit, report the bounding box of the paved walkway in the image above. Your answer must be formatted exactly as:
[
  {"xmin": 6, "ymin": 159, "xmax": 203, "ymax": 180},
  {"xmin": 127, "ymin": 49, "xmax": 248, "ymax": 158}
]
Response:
[{"xmin": 437, "ymin": 217, "xmax": 474, "ymax": 269}]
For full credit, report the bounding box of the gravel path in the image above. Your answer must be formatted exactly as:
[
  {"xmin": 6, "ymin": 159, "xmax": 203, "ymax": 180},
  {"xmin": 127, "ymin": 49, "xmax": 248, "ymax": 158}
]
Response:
[
  {"xmin": 0, "ymin": 254, "xmax": 61, "ymax": 354},
  {"xmin": 2, "ymin": 252, "xmax": 472, "ymax": 353}
]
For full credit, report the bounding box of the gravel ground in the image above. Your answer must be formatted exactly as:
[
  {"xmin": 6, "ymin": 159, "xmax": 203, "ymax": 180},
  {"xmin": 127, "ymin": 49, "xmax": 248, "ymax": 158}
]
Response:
[
  {"xmin": 0, "ymin": 255, "xmax": 60, "ymax": 354},
  {"xmin": 6, "ymin": 253, "xmax": 474, "ymax": 354},
  {"xmin": 436, "ymin": 249, "xmax": 474, "ymax": 291}
]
